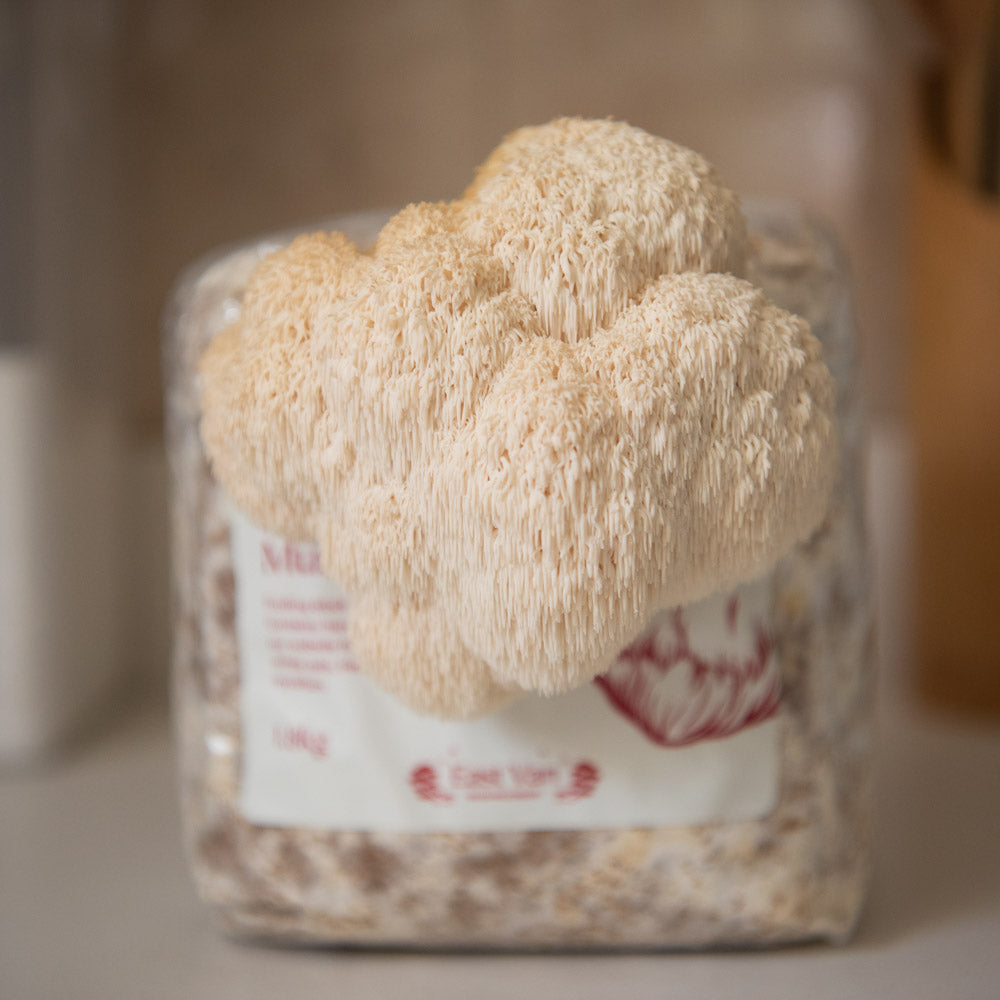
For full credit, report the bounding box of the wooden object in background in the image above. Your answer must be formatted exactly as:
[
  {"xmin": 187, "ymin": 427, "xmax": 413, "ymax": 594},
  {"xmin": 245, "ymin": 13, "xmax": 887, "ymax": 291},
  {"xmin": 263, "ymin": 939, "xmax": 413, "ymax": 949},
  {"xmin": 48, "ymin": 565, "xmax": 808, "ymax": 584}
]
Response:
[{"xmin": 911, "ymin": 136, "xmax": 1000, "ymax": 716}]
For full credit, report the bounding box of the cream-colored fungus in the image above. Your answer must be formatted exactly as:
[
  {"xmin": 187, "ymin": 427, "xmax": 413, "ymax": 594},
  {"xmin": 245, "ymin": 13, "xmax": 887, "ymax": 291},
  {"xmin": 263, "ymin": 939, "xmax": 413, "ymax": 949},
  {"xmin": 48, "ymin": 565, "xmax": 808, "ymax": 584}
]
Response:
[{"xmin": 198, "ymin": 118, "xmax": 836, "ymax": 718}]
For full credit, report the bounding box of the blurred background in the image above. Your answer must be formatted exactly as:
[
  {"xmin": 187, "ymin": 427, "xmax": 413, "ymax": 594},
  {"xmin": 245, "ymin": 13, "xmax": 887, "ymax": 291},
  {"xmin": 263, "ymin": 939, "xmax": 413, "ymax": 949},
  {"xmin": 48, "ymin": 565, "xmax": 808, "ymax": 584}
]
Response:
[{"xmin": 1, "ymin": 0, "xmax": 997, "ymax": 762}]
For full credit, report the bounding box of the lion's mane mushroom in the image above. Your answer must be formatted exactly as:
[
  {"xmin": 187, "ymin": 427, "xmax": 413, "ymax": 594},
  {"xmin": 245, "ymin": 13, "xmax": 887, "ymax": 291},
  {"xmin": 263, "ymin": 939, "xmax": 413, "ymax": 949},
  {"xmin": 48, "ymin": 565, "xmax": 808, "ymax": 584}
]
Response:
[{"xmin": 199, "ymin": 118, "xmax": 837, "ymax": 719}]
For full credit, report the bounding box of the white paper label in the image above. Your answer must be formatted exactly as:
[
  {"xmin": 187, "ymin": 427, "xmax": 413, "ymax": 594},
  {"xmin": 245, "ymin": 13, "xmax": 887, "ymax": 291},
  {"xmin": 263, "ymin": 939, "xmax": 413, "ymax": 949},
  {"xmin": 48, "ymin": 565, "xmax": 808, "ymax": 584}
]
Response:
[{"xmin": 231, "ymin": 510, "xmax": 781, "ymax": 833}]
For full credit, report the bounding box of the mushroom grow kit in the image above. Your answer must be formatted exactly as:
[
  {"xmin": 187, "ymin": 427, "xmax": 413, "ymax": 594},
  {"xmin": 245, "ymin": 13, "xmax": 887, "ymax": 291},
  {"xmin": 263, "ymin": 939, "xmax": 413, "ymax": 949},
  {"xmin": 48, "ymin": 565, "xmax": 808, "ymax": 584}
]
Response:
[{"xmin": 164, "ymin": 119, "xmax": 875, "ymax": 949}]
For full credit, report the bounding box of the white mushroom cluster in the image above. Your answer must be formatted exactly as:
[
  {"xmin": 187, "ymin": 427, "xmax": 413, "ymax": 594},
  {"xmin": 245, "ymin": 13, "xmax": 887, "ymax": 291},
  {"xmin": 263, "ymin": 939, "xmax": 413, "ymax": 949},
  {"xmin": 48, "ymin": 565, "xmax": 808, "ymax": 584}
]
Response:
[{"xmin": 199, "ymin": 118, "xmax": 837, "ymax": 718}]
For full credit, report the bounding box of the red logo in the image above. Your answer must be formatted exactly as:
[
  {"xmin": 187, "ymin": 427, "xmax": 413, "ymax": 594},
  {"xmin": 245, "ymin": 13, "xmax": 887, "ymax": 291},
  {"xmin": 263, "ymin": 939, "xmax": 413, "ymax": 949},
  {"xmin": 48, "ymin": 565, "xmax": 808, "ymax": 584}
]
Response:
[
  {"xmin": 409, "ymin": 764, "xmax": 453, "ymax": 803},
  {"xmin": 409, "ymin": 759, "xmax": 601, "ymax": 804},
  {"xmin": 594, "ymin": 596, "xmax": 779, "ymax": 747},
  {"xmin": 557, "ymin": 760, "xmax": 600, "ymax": 800}
]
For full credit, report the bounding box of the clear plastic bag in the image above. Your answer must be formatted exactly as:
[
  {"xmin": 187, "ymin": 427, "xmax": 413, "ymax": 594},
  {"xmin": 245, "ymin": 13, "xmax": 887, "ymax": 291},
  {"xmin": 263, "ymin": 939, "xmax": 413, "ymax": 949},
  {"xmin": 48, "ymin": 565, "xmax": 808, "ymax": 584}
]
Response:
[{"xmin": 164, "ymin": 201, "xmax": 874, "ymax": 949}]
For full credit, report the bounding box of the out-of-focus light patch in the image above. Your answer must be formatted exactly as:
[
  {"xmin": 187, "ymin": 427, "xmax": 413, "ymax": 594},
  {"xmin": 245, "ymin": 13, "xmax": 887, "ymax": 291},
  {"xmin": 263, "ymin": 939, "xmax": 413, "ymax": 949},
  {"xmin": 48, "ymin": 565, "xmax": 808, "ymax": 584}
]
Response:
[
  {"xmin": 221, "ymin": 298, "xmax": 241, "ymax": 324},
  {"xmin": 810, "ymin": 87, "xmax": 869, "ymax": 215},
  {"xmin": 206, "ymin": 732, "xmax": 234, "ymax": 757}
]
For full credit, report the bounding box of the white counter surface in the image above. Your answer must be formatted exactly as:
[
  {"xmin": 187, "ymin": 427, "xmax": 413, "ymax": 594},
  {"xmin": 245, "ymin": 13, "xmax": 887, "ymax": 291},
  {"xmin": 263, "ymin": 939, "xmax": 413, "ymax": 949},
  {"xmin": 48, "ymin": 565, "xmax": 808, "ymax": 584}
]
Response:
[{"xmin": 3, "ymin": 697, "xmax": 999, "ymax": 1000}]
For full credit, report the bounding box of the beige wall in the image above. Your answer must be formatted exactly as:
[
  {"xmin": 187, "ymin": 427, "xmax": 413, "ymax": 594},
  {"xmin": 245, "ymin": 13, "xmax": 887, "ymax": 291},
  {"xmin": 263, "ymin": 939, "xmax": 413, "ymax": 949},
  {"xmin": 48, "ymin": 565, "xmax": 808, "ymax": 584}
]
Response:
[{"xmin": 111, "ymin": 0, "xmax": 918, "ymax": 431}]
